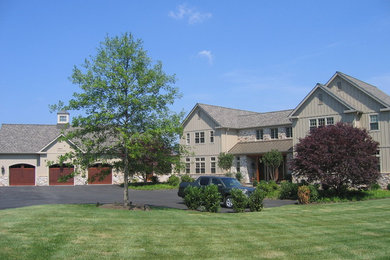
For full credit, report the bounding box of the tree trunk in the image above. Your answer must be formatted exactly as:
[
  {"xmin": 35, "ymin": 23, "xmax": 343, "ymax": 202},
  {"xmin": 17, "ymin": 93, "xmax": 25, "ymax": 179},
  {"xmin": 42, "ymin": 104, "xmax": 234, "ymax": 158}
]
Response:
[{"xmin": 123, "ymin": 147, "xmax": 130, "ymax": 206}]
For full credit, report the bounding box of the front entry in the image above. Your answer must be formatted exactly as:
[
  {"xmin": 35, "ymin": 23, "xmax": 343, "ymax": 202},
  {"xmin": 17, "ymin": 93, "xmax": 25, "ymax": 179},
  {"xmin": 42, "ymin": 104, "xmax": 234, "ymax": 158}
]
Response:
[{"xmin": 255, "ymin": 155, "xmax": 287, "ymax": 182}]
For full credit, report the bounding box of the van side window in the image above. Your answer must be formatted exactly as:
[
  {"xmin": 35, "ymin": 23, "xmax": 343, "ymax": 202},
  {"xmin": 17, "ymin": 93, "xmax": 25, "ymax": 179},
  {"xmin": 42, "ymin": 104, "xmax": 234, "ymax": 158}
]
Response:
[{"xmin": 199, "ymin": 177, "xmax": 209, "ymax": 186}]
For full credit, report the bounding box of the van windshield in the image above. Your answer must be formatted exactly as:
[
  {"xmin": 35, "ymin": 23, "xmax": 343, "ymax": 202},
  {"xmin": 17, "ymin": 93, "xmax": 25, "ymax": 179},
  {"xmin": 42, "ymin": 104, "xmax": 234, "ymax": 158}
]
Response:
[{"xmin": 221, "ymin": 178, "xmax": 241, "ymax": 188}]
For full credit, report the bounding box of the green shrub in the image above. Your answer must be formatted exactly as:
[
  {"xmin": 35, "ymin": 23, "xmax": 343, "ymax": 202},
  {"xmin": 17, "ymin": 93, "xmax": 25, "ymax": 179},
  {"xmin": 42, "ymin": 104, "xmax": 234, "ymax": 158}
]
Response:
[
  {"xmin": 258, "ymin": 180, "xmax": 272, "ymax": 193},
  {"xmin": 268, "ymin": 180, "xmax": 279, "ymax": 190},
  {"xmin": 235, "ymin": 172, "xmax": 243, "ymax": 182},
  {"xmin": 167, "ymin": 175, "xmax": 180, "ymax": 186},
  {"xmin": 279, "ymin": 181, "xmax": 298, "ymax": 200},
  {"xmin": 183, "ymin": 186, "xmax": 202, "ymax": 210},
  {"xmin": 370, "ymin": 183, "xmax": 381, "ymax": 190},
  {"xmin": 388, "ymin": 183, "xmax": 390, "ymax": 190},
  {"xmin": 308, "ymin": 184, "xmax": 319, "ymax": 202},
  {"xmin": 248, "ymin": 187, "xmax": 266, "ymax": 212},
  {"xmin": 181, "ymin": 174, "xmax": 195, "ymax": 183},
  {"xmin": 298, "ymin": 185, "xmax": 310, "ymax": 204},
  {"xmin": 202, "ymin": 185, "xmax": 221, "ymax": 213},
  {"xmin": 231, "ymin": 188, "xmax": 248, "ymax": 213}
]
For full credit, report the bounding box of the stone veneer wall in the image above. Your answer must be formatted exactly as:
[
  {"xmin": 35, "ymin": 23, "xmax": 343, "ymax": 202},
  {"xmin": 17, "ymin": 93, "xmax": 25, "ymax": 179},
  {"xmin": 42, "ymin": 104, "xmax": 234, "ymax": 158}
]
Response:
[
  {"xmin": 112, "ymin": 172, "xmax": 124, "ymax": 185},
  {"xmin": 238, "ymin": 127, "xmax": 290, "ymax": 142},
  {"xmin": 75, "ymin": 174, "xmax": 88, "ymax": 185},
  {"xmin": 0, "ymin": 175, "xmax": 8, "ymax": 186},
  {"xmin": 378, "ymin": 173, "xmax": 390, "ymax": 189},
  {"xmin": 36, "ymin": 176, "xmax": 48, "ymax": 186}
]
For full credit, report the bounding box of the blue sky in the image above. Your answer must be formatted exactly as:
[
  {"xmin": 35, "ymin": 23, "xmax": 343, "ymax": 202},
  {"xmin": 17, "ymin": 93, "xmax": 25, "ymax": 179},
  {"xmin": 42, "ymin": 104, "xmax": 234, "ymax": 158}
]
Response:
[{"xmin": 1, "ymin": 0, "xmax": 390, "ymax": 124}]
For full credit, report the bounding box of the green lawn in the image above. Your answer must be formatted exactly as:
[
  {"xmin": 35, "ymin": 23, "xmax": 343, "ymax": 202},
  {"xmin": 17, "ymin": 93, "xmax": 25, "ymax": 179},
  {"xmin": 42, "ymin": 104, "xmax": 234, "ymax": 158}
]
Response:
[{"xmin": 0, "ymin": 199, "xmax": 389, "ymax": 259}]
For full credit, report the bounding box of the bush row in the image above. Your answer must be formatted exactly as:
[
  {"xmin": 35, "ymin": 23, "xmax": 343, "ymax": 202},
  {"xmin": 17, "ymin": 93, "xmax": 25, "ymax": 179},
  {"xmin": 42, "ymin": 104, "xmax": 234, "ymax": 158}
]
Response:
[
  {"xmin": 183, "ymin": 185, "xmax": 221, "ymax": 213},
  {"xmin": 231, "ymin": 187, "xmax": 266, "ymax": 213}
]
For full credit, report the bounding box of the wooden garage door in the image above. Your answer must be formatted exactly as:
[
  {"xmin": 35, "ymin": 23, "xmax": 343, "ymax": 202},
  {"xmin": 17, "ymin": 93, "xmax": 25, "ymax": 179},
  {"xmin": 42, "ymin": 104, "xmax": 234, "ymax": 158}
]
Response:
[
  {"xmin": 9, "ymin": 164, "xmax": 35, "ymax": 186},
  {"xmin": 88, "ymin": 165, "xmax": 112, "ymax": 184},
  {"xmin": 49, "ymin": 165, "xmax": 74, "ymax": 185}
]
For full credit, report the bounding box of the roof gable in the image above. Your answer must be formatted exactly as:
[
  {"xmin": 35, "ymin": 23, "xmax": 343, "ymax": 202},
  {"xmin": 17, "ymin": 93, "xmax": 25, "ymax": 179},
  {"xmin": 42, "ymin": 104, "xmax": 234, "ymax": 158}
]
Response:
[
  {"xmin": 289, "ymin": 83, "xmax": 355, "ymax": 118},
  {"xmin": 328, "ymin": 72, "xmax": 390, "ymax": 108}
]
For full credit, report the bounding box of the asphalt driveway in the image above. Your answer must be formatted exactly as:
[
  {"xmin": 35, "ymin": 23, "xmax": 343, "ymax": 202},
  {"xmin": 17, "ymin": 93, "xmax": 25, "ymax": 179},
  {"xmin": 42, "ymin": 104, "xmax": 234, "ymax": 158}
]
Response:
[{"xmin": 0, "ymin": 185, "xmax": 296, "ymax": 212}]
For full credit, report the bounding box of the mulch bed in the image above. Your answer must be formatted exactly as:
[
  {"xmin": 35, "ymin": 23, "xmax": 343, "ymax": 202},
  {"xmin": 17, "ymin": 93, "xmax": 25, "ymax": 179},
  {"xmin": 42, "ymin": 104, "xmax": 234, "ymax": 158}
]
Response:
[{"xmin": 98, "ymin": 203, "xmax": 151, "ymax": 211}]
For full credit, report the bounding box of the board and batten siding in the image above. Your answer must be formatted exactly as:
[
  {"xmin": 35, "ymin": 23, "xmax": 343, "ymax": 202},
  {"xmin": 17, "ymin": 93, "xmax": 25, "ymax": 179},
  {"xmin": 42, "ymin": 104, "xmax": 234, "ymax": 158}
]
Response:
[{"xmin": 181, "ymin": 107, "xmax": 224, "ymax": 174}]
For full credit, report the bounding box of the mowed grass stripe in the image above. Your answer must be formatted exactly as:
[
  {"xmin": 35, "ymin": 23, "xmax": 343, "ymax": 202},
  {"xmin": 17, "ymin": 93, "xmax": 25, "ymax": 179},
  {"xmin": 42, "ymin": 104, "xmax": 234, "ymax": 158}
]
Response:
[{"xmin": 0, "ymin": 199, "xmax": 389, "ymax": 259}]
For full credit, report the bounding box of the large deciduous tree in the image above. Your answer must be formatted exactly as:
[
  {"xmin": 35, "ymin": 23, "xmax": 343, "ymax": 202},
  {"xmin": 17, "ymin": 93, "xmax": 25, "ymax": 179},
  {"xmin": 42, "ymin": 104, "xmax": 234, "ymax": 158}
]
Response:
[
  {"xmin": 291, "ymin": 122, "xmax": 379, "ymax": 192},
  {"xmin": 51, "ymin": 33, "xmax": 183, "ymax": 206}
]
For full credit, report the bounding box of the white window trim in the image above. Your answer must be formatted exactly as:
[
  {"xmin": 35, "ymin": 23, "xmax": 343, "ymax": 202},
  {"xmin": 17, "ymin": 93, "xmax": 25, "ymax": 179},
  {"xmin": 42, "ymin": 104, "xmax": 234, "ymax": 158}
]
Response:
[{"xmin": 369, "ymin": 114, "xmax": 379, "ymax": 131}]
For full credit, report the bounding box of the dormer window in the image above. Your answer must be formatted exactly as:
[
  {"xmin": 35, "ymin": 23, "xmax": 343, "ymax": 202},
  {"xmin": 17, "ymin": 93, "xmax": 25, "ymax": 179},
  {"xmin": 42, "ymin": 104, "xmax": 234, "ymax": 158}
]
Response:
[{"xmin": 57, "ymin": 111, "xmax": 70, "ymax": 124}]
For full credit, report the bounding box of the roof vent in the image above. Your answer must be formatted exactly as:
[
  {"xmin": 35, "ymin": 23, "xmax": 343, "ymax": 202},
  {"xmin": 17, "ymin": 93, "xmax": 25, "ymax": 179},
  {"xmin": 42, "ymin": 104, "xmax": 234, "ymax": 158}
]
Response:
[{"xmin": 57, "ymin": 111, "xmax": 70, "ymax": 127}]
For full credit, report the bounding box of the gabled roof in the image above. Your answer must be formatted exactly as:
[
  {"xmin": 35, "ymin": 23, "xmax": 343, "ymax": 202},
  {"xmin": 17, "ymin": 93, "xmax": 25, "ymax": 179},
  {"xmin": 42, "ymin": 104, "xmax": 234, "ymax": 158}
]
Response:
[
  {"xmin": 183, "ymin": 103, "xmax": 292, "ymax": 129},
  {"xmin": 289, "ymin": 83, "xmax": 356, "ymax": 118},
  {"xmin": 0, "ymin": 124, "xmax": 64, "ymax": 154},
  {"xmin": 332, "ymin": 71, "xmax": 390, "ymax": 107}
]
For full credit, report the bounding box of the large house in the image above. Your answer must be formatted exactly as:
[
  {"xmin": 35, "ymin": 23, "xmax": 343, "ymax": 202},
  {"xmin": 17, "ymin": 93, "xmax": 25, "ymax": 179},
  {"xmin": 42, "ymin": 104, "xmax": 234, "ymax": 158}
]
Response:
[
  {"xmin": 181, "ymin": 72, "xmax": 390, "ymax": 188},
  {"xmin": 1, "ymin": 71, "xmax": 389, "ymax": 188}
]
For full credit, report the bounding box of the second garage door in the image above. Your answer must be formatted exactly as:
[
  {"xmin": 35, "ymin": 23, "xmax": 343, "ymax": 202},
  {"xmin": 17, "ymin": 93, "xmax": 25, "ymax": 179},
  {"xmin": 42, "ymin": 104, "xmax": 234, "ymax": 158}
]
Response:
[
  {"xmin": 49, "ymin": 165, "xmax": 75, "ymax": 185},
  {"xmin": 88, "ymin": 165, "xmax": 112, "ymax": 184}
]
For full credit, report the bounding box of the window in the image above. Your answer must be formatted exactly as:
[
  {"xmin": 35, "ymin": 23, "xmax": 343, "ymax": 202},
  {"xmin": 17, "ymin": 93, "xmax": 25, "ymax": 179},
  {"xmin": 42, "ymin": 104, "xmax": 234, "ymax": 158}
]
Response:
[
  {"xmin": 256, "ymin": 129, "xmax": 263, "ymax": 140},
  {"xmin": 199, "ymin": 177, "xmax": 209, "ymax": 186},
  {"xmin": 286, "ymin": 127, "xmax": 293, "ymax": 138},
  {"xmin": 195, "ymin": 132, "xmax": 205, "ymax": 144},
  {"xmin": 376, "ymin": 150, "xmax": 381, "ymax": 172},
  {"xmin": 210, "ymin": 131, "xmax": 214, "ymax": 143},
  {"xmin": 186, "ymin": 133, "xmax": 190, "ymax": 145},
  {"xmin": 195, "ymin": 158, "xmax": 205, "ymax": 173},
  {"xmin": 185, "ymin": 158, "xmax": 190, "ymax": 174},
  {"xmin": 318, "ymin": 118, "xmax": 325, "ymax": 127},
  {"xmin": 236, "ymin": 156, "xmax": 240, "ymax": 172},
  {"xmin": 211, "ymin": 157, "xmax": 216, "ymax": 174},
  {"xmin": 270, "ymin": 128, "xmax": 278, "ymax": 139},
  {"xmin": 59, "ymin": 115, "xmax": 68, "ymax": 122},
  {"xmin": 310, "ymin": 117, "xmax": 334, "ymax": 130},
  {"xmin": 370, "ymin": 115, "xmax": 379, "ymax": 130},
  {"xmin": 310, "ymin": 119, "xmax": 317, "ymax": 130},
  {"xmin": 212, "ymin": 178, "xmax": 222, "ymax": 185}
]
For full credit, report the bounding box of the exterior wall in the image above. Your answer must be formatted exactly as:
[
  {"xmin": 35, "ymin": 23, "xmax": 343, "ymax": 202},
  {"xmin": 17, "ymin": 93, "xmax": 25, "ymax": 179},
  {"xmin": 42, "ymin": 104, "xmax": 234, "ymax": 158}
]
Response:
[
  {"xmin": 238, "ymin": 125, "xmax": 292, "ymax": 142},
  {"xmin": 0, "ymin": 154, "xmax": 39, "ymax": 186},
  {"xmin": 181, "ymin": 107, "xmax": 225, "ymax": 175},
  {"xmin": 0, "ymin": 139, "xmax": 125, "ymax": 186},
  {"xmin": 292, "ymin": 76, "xmax": 390, "ymax": 187}
]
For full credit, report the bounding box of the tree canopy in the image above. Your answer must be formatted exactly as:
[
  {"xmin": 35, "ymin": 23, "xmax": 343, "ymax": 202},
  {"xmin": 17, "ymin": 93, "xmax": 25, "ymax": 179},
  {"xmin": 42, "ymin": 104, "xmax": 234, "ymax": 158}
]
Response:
[
  {"xmin": 291, "ymin": 122, "xmax": 379, "ymax": 192},
  {"xmin": 261, "ymin": 149, "xmax": 283, "ymax": 181},
  {"xmin": 51, "ymin": 33, "xmax": 183, "ymax": 205},
  {"xmin": 217, "ymin": 152, "xmax": 234, "ymax": 172}
]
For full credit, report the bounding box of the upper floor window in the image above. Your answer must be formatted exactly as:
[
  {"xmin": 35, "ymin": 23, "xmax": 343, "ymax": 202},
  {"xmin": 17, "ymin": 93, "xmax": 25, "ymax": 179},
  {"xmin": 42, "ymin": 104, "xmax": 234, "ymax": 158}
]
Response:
[
  {"xmin": 195, "ymin": 132, "xmax": 205, "ymax": 143},
  {"xmin": 186, "ymin": 133, "xmax": 190, "ymax": 145},
  {"xmin": 256, "ymin": 129, "xmax": 264, "ymax": 140},
  {"xmin": 370, "ymin": 115, "xmax": 379, "ymax": 130},
  {"xmin": 310, "ymin": 117, "xmax": 334, "ymax": 131},
  {"xmin": 286, "ymin": 127, "xmax": 293, "ymax": 138},
  {"xmin": 210, "ymin": 131, "xmax": 214, "ymax": 143},
  {"xmin": 270, "ymin": 128, "xmax": 278, "ymax": 139}
]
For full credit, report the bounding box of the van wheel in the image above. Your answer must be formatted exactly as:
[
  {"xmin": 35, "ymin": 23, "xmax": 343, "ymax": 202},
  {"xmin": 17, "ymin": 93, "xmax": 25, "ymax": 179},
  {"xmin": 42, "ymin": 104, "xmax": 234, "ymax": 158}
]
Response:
[{"xmin": 224, "ymin": 196, "xmax": 233, "ymax": 208}]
